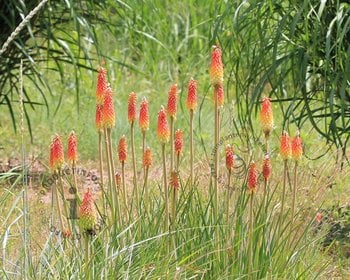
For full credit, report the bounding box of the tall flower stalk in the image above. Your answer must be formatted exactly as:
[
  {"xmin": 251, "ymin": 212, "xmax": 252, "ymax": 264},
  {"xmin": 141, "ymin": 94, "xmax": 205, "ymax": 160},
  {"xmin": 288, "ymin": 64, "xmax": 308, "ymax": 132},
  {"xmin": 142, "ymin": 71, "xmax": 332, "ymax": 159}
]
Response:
[
  {"xmin": 225, "ymin": 145, "xmax": 234, "ymax": 226},
  {"xmin": 210, "ymin": 45, "xmax": 224, "ymax": 219},
  {"xmin": 142, "ymin": 147, "xmax": 152, "ymax": 205},
  {"xmin": 96, "ymin": 104, "xmax": 106, "ymax": 216},
  {"xmin": 157, "ymin": 106, "xmax": 170, "ymax": 231},
  {"xmin": 186, "ymin": 78, "xmax": 197, "ymax": 187},
  {"xmin": 291, "ymin": 131, "xmax": 303, "ymax": 224},
  {"xmin": 247, "ymin": 161, "xmax": 258, "ymax": 278},
  {"xmin": 128, "ymin": 92, "xmax": 139, "ymax": 207},
  {"xmin": 167, "ymin": 84, "xmax": 178, "ymax": 177},
  {"xmin": 170, "ymin": 171, "xmax": 179, "ymax": 231}
]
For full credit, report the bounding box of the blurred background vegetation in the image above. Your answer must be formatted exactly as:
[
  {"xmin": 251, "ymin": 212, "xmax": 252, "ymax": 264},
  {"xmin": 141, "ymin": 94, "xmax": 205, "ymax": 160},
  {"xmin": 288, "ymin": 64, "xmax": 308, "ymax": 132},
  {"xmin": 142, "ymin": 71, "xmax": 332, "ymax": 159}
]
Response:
[{"xmin": 0, "ymin": 0, "xmax": 349, "ymax": 162}]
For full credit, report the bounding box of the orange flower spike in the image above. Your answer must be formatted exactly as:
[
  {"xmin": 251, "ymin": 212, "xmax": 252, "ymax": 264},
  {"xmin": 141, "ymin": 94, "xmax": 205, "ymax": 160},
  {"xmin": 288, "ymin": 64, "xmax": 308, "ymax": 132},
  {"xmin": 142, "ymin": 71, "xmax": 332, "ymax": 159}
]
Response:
[
  {"xmin": 210, "ymin": 45, "xmax": 224, "ymax": 86},
  {"xmin": 95, "ymin": 105, "xmax": 103, "ymax": 132},
  {"xmin": 118, "ymin": 135, "xmax": 127, "ymax": 163},
  {"xmin": 50, "ymin": 135, "xmax": 64, "ymax": 171},
  {"xmin": 102, "ymin": 87, "xmax": 115, "ymax": 128},
  {"xmin": 292, "ymin": 131, "xmax": 303, "ymax": 161},
  {"xmin": 174, "ymin": 129, "xmax": 184, "ymax": 156},
  {"xmin": 225, "ymin": 144, "xmax": 234, "ymax": 172},
  {"xmin": 262, "ymin": 154, "xmax": 272, "ymax": 180},
  {"xmin": 96, "ymin": 66, "xmax": 108, "ymax": 105},
  {"xmin": 247, "ymin": 161, "xmax": 258, "ymax": 193},
  {"xmin": 167, "ymin": 84, "xmax": 178, "ymax": 118},
  {"xmin": 139, "ymin": 97, "xmax": 150, "ymax": 132},
  {"xmin": 143, "ymin": 147, "xmax": 152, "ymax": 168},
  {"xmin": 260, "ymin": 96, "xmax": 274, "ymax": 137},
  {"xmin": 67, "ymin": 131, "xmax": 78, "ymax": 164},
  {"xmin": 128, "ymin": 92, "xmax": 137, "ymax": 123},
  {"xmin": 214, "ymin": 84, "xmax": 224, "ymax": 107},
  {"xmin": 170, "ymin": 171, "xmax": 180, "ymax": 190},
  {"xmin": 187, "ymin": 78, "xmax": 198, "ymax": 112},
  {"xmin": 79, "ymin": 189, "xmax": 97, "ymax": 233},
  {"xmin": 280, "ymin": 131, "xmax": 292, "ymax": 160},
  {"xmin": 157, "ymin": 106, "xmax": 170, "ymax": 143}
]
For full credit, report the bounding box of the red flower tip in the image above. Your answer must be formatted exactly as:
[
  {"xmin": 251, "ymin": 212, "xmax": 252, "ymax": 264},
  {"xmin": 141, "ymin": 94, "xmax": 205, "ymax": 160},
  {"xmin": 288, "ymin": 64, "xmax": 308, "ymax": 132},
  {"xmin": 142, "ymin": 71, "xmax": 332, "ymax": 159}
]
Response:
[
  {"xmin": 280, "ymin": 131, "xmax": 292, "ymax": 160},
  {"xmin": 210, "ymin": 45, "xmax": 224, "ymax": 86},
  {"xmin": 260, "ymin": 96, "xmax": 274, "ymax": 137},
  {"xmin": 143, "ymin": 147, "xmax": 152, "ymax": 168},
  {"xmin": 225, "ymin": 144, "xmax": 234, "ymax": 171},
  {"xmin": 292, "ymin": 131, "xmax": 303, "ymax": 161},
  {"xmin": 95, "ymin": 104, "xmax": 103, "ymax": 132},
  {"xmin": 157, "ymin": 106, "xmax": 170, "ymax": 143},
  {"xmin": 187, "ymin": 78, "xmax": 198, "ymax": 111},
  {"xmin": 247, "ymin": 161, "xmax": 258, "ymax": 193},
  {"xmin": 50, "ymin": 134, "xmax": 64, "ymax": 171},
  {"xmin": 102, "ymin": 87, "xmax": 115, "ymax": 128},
  {"xmin": 96, "ymin": 66, "xmax": 108, "ymax": 105},
  {"xmin": 214, "ymin": 84, "xmax": 224, "ymax": 107},
  {"xmin": 262, "ymin": 154, "xmax": 271, "ymax": 180},
  {"xmin": 67, "ymin": 131, "xmax": 78, "ymax": 164},
  {"xmin": 174, "ymin": 129, "xmax": 184, "ymax": 156},
  {"xmin": 118, "ymin": 135, "xmax": 127, "ymax": 163},
  {"xmin": 139, "ymin": 97, "xmax": 149, "ymax": 132},
  {"xmin": 170, "ymin": 171, "xmax": 180, "ymax": 190},
  {"xmin": 167, "ymin": 84, "xmax": 178, "ymax": 118},
  {"xmin": 128, "ymin": 92, "xmax": 137, "ymax": 123}
]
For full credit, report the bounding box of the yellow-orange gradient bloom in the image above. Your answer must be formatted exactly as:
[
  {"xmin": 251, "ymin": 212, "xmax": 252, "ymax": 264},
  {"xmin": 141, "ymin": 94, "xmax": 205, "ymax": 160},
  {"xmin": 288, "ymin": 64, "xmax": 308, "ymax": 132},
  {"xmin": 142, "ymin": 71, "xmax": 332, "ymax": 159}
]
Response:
[
  {"xmin": 50, "ymin": 135, "xmax": 64, "ymax": 171},
  {"xmin": 247, "ymin": 162, "xmax": 258, "ymax": 193},
  {"xmin": 262, "ymin": 154, "xmax": 271, "ymax": 180},
  {"xmin": 292, "ymin": 131, "xmax": 303, "ymax": 161},
  {"xmin": 174, "ymin": 129, "xmax": 183, "ymax": 156},
  {"xmin": 167, "ymin": 84, "xmax": 178, "ymax": 118},
  {"xmin": 280, "ymin": 131, "xmax": 292, "ymax": 160},
  {"xmin": 143, "ymin": 147, "xmax": 152, "ymax": 168},
  {"xmin": 102, "ymin": 87, "xmax": 115, "ymax": 129},
  {"xmin": 260, "ymin": 96, "xmax": 274, "ymax": 137},
  {"xmin": 96, "ymin": 66, "xmax": 108, "ymax": 106},
  {"xmin": 67, "ymin": 131, "xmax": 77, "ymax": 164},
  {"xmin": 139, "ymin": 97, "xmax": 149, "ymax": 132},
  {"xmin": 157, "ymin": 106, "xmax": 170, "ymax": 143},
  {"xmin": 115, "ymin": 172, "xmax": 121, "ymax": 188},
  {"xmin": 210, "ymin": 46, "xmax": 224, "ymax": 86},
  {"xmin": 225, "ymin": 144, "xmax": 234, "ymax": 172},
  {"xmin": 187, "ymin": 78, "xmax": 197, "ymax": 111},
  {"xmin": 79, "ymin": 189, "xmax": 97, "ymax": 234},
  {"xmin": 128, "ymin": 92, "xmax": 137, "ymax": 123},
  {"xmin": 118, "ymin": 135, "xmax": 127, "ymax": 163}
]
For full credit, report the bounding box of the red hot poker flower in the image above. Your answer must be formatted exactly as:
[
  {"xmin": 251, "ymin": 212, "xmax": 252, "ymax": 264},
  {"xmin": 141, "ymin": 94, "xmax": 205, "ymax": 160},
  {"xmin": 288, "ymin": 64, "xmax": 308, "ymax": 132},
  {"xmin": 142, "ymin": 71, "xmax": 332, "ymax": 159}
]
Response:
[
  {"xmin": 210, "ymin": 46, "xmax": 224, "ymax": 86},
  {"xmin": 50, "ymin": 135, "xmax": 64, "ymax": 171},
  {"xmin": 102, "ymin": 87, "xmax": 115, "ymax": 129},
  {"xmin": 79, "ymin": 189, "xmax": 97, "ymax": 234},
  {"xmin": 67, "ymin": 131, "xmax": 78, "ymax": 165},
  {"xmin": 174, "ymin": 129, "xmax": 183, "ymax": 156},
  {"xmin": 167, "ymin": 84, "xmax": 178, "ymax": 118},
  {"xmin": 157, "ymin": 106, "xmax": 170, "ymax": 143},
  {"xmin": 96, "ymin": 66, "xmax": 108, "ymax": 106},
  {"xmin": 247, "ymin": 161, "xmax": 258, "ymax": 194},
  {"xmin": 187, "ymin": 78, "xmax": 198, "ymax": 112},
  {"xmin": 128, "ymin": 92, "xmax": 137, "ymax": 123},
  {"xmin": 225, "ymin": 144, "xmax": 234, "ymax": 172},
  {"xmin": 280, "ymin": 131, "xmax": 292, "ymax": 160},
  {"xmin": 170, "ymin": 171, "xmax": 180, "ymax": 190},
  {"xmin": 260, "ymin": 96, "xmax": 274, "ymax": 137},
  {"xmin": 143, "ymin": 147, "xmax": 152, "ymax": 168},
  {"xmin": 118, "ymin": 135, "xmax": 127, "ymax": 163},
  {"xmin": 292, "ymin": 131, "xmax": 303, "ymax": 161},
  {"xmin": 139, "ymin": 97, "xmax": 149, "ymax": 132},
  {"xmin": 262, "ymin": 154, "xmax": 271, "ymax": 180}
]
